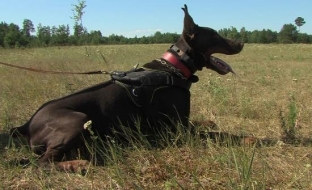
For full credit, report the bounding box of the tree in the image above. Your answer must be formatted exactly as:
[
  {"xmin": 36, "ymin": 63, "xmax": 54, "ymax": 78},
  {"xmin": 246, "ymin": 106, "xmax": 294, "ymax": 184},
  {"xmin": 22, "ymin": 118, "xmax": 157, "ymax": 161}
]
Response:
[
  {"xmin": 3, "ymin": 23, "xmax": 22, "ymax": 48},
  {"xmin": 88, "ymin": 30, "xmax": 102, "ymax": 45},
  {"xmin": 107, "ymin": 34, "xmax": 126, "ymax": 44},
  {"xmin": 265, "ymin": 29, "xmax": 278, "ymax": 43},
  {"xmin": 227, "ymin": 26, "xmax": 240, "ymax": 40},
  {"xmin": 71, "ymin": 0, "xmax": 86, "ymax": 26},
  {"xmin": 0, "ymin": 22, "xmax": 9, "ymax": 47},
  {"xmin": 37, "ymin": 23, "xmax": 51, "ymax": 46},
  {"xmin": 71, "ymin": 0, "xmax": 87, "ymax": 45},
  {"xmin": 50, "ymin": 25, "xmax": 70, "ymax": 45},
  {"xmin": 139, "ymin": 36, "xmax": 149, "ymax": 44},
  {"xmin": 248, "ymin": 30, "xmax": 259, "ymax": 43},
  {"xmin": 218, "ymin": 28, "xmax": 229, "ymax": 38},
  {"xmin": 295, "ymin": 17, "xmax": 306, "ymax": 32},
  {"xmin": 21, "ymin": 19, "xmax": 35, "ymax": 47},
  {"xmin": 239, "ymin": 27, "xmax": 248, "ymax": 43},
  {"xmin": 256, "ymin": 29, "xmax": 278, "ymax": 43},
  {"xmin": 278, "ymin": 24, "xmax": 298, "ymax": 43},
  {"xmin": 297, "ymin": 33, "xmax": 310, "ymax": 43},
  {"xmin": 22, "ymin": 19, "xmax": 35, "ymax": 37},
  {"xmin": 153, "ymin": 31, "xmax": 163, "ymax": 43},
  {"xmin": 218, "ymin": 27, "xmax": 240, "ymax": 40},
  {"xmin": 73, "ymin": 23, "xmax": 84, "ymax": 37}
]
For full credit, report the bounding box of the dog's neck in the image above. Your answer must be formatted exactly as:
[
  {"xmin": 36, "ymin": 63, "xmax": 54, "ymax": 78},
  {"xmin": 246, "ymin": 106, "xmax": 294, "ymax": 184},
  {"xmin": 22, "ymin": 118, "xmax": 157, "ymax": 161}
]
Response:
[{"xmin": 144, "ymin": 40, "xmax": 198, "ymax": 82}]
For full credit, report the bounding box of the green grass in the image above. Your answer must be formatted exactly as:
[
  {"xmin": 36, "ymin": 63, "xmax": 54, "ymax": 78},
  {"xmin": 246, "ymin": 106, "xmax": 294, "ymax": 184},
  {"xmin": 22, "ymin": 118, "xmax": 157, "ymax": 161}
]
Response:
[{"xmin": 1, "ymin": 44, "xmax": 312, "ymax": 189}]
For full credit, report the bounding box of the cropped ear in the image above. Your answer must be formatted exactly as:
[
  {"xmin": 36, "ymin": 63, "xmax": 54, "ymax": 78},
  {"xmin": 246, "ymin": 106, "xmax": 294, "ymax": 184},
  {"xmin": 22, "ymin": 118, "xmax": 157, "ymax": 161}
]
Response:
[{"xmin": 181, "ymin": 4, "xmax": 197, "ymax": 40}]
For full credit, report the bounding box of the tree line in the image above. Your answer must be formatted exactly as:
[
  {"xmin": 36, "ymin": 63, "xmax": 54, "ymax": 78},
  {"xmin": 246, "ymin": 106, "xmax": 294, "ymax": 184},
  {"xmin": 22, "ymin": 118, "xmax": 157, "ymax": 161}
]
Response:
[{"xmin": 0, "ymin": 19, "xmax": 311, "ymax": 48}]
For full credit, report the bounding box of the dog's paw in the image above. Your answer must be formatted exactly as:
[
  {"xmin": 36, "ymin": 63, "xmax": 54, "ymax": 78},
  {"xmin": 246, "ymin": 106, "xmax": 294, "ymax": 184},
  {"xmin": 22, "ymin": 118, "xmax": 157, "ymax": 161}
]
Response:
[{"xmin": 55, "ymin": 160, "xmax": 90, "ymax": 175}]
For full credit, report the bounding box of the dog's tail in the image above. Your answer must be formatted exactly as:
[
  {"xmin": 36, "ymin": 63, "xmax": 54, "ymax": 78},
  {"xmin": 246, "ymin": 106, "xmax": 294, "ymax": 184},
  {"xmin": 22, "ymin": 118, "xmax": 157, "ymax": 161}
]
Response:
[{"xmin": 10, "ymin": 123, "xmax": 29, "ymax": 138}]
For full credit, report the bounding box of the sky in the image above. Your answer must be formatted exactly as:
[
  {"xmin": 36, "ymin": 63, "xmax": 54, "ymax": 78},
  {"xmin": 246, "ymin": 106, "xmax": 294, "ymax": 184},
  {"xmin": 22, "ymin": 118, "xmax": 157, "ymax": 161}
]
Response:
[{"xmin": 1, "ymin": 0, "xmax": 311, "ymax": 37}]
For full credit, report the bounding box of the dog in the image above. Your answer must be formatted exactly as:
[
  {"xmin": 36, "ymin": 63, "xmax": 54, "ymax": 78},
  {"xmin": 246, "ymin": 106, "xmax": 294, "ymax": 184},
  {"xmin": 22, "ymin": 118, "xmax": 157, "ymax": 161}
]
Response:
[{"xmin": 10, "ymin": 5, "xmax": 243, "ymax": 172}]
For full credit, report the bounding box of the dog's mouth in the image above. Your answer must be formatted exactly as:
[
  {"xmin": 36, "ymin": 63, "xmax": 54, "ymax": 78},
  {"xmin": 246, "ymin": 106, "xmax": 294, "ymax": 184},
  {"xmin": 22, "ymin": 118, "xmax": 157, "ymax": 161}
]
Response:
[
  {"xmin": 206, "ymin": 56, "xmax": 235, "ymax": 75},
  {"xmin": 204, "ymin": 39, "xmax": 243, "ymax": 75}
]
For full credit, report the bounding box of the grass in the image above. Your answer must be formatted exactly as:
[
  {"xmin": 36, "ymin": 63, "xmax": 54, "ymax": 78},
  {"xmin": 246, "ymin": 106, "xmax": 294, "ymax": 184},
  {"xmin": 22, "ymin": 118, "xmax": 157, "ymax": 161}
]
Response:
[{"xmin": 1, "ymin": 44, "xmax": 312, "ymax": 189}]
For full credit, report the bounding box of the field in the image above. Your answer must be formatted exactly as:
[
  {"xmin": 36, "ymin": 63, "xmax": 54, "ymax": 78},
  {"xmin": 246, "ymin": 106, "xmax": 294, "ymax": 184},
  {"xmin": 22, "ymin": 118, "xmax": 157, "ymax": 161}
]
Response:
[{"xmin": 0, "ymin": 44, "xmax": 312, "ymax": 189}]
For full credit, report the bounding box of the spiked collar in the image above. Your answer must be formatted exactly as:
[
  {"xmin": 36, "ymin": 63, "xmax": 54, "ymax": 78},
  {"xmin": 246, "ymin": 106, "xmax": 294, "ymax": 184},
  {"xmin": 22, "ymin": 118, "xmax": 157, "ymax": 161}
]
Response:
[
  {"xmin": 161, "ymin": 51, "xmax": 191, "ymax": 79},
  {"xmin": 161, "ymin": 45, "xmax": 197, "ymax": 79}
]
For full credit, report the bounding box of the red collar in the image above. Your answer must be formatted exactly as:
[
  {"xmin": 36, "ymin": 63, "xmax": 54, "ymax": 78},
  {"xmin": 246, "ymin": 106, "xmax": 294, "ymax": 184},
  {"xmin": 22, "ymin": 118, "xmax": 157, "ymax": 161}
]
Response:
[{"xmin": 162, "ymin": 52, "xmax": 192, "ymax": 79}]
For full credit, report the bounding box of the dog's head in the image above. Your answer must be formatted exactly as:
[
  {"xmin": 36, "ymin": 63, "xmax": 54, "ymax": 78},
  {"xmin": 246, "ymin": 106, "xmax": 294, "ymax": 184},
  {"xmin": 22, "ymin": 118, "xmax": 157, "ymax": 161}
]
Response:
[{"xmin": 179, "ymin": 4, "xmax": 244, "ymax": 75}]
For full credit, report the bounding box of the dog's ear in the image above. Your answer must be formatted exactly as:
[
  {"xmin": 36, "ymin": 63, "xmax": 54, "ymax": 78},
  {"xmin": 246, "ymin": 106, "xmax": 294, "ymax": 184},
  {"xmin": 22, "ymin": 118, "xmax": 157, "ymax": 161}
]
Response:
[{"xmin": 181, "ymin": 4, "xmax": 197, "ymax": 41}]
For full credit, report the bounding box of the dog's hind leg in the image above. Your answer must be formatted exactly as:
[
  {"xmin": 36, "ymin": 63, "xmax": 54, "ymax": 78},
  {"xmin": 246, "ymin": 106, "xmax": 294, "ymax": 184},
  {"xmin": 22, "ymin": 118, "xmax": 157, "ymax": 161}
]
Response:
[
  {"xmin": 38, "ymin": 148, "xmax": 90, "ymax": 174},
  {"xmin": 33, "ymin": 111, "xmax": 91, "ymax": 173}
]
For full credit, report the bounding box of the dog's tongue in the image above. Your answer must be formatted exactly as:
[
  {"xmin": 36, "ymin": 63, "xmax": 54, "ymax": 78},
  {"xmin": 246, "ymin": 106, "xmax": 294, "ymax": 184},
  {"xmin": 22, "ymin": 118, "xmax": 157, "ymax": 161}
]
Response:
[{"xmin": 209, "ymin": 56, "xmax": 235, "ymax": 75}]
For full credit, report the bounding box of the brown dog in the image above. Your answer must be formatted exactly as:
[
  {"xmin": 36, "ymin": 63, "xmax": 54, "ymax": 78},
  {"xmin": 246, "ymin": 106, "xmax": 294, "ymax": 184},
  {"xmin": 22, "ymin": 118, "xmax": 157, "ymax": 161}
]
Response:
[{"xmin": 10, "ymin": 5, "xmax": 243, "ymax": 172}]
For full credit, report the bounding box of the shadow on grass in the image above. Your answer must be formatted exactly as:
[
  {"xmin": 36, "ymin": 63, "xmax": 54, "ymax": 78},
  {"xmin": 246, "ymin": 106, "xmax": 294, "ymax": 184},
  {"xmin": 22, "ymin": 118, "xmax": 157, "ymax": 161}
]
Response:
[
  {"xmin": 202, "ymin": 131, "xmax": 312, "ymax": 147},
  {"xmin": 0, "ymin": 131, "xmax": 34, "ymax": 169},
  {"xmin": 193, "ymin": 120, "xmax": 312, "ymax": 147},
  {"xmin": 0, "ymin": 132, "xmax": 10, "ymax": 154}
]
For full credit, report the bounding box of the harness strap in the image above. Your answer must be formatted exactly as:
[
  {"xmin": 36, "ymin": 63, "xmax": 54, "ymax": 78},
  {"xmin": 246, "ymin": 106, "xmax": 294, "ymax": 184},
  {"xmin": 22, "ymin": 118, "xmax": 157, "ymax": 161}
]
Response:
[
  {"xmin": 111, "ymin": 68, "xmax": 192, "ymax": 90},
  {"xmin": 115, "ymin": 80, "xmax": 142, "ymax": 107},
  {"xmin": 115, "ymin": 81, "xmax": 169, "ymax": 107},
  {"xmin": 111, "ymin": 68, "xmax": 192, "ymax": 107}
]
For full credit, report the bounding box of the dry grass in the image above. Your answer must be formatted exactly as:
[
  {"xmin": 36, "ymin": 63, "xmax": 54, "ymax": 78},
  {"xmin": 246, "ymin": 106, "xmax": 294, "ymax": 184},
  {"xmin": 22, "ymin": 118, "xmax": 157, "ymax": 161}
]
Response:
[{"xmin": 1, "ymin": 44, "xmax": 312, "ymax": 189}]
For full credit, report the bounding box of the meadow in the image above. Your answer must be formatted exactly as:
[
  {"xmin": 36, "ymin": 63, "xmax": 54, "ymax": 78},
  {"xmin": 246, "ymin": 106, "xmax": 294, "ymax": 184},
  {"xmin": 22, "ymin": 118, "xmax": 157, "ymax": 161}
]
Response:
[{"xmin": 0, "ymin": 44, "xmax": 312, "ymax": 189}]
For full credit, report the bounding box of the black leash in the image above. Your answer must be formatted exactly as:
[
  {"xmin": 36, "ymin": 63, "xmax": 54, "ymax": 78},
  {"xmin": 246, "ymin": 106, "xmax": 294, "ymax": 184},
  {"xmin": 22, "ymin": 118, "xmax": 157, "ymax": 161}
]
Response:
[{"xmin": 0, "ymin": 61, "xmax": 109, "ymax": 75}]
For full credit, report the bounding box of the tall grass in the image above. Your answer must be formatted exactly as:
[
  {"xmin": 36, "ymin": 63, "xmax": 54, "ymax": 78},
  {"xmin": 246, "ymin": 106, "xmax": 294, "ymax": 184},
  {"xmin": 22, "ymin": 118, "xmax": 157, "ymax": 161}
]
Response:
[{"xmin": 1, "ymin": 44, "xmax": 312, "ymax": 189}]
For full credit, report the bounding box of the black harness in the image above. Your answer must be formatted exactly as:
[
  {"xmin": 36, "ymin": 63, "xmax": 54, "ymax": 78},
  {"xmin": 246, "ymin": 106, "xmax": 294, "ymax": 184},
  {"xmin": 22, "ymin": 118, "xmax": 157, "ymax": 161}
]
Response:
[{"xmin": 110, "ymin": 67, "xmax": 193, "ymax": 107}]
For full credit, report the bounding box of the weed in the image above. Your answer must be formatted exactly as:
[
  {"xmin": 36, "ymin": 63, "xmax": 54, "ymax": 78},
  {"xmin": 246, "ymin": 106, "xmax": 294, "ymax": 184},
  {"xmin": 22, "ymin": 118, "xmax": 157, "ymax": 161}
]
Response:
[{"xmin": 279, "ymin": 95, "xmax": 300, "ymax": 144}]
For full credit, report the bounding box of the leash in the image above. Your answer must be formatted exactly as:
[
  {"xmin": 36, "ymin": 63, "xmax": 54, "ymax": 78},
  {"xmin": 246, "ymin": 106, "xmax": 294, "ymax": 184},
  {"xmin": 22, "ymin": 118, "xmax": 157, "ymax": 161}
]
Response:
[{"xmin": 0, "ymin": 61, "xmax": 109, "ymax": 75}]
